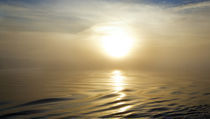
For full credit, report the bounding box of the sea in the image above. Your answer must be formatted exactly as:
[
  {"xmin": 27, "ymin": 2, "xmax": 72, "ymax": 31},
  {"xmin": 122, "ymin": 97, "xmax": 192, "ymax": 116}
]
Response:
[{"xmin": 0, "ymin": 69, "xmax": 210, "ymax": 118}]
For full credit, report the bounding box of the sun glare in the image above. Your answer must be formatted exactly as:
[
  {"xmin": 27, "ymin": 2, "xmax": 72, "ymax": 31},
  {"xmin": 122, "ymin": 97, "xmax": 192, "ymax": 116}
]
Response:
[{"xmin": 96, "ymin": 24, "xmax": 135, "ymax": 58}]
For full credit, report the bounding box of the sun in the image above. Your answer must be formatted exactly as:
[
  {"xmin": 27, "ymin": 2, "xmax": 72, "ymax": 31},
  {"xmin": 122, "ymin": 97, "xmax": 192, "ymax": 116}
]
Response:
[{"xmin": 98, "ymin": 25, "xmax": 135, "ymax": 58}]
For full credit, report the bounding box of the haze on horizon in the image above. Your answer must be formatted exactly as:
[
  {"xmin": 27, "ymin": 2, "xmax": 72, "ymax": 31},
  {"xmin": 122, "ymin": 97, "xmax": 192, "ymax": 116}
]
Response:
[{"xmin": 0, "ymin": 0, "xmax": 210, "ymax": 72}]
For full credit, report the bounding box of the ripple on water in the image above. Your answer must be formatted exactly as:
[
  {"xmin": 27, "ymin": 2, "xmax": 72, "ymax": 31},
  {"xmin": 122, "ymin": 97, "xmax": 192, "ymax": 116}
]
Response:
[
  {"xmin": 0, "ymin": 109, "xmax": 47, "ymax": 118},
  {"xmin": 0, "ymin": 70, "xmax": 210, "ymax": 118}
]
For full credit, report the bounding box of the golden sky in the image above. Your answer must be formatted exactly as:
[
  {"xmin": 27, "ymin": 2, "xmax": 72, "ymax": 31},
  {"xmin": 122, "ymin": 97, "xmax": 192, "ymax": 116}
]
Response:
[{"xmin": 0, "ymin": 0, "xmax": 210, "ymax": 71}]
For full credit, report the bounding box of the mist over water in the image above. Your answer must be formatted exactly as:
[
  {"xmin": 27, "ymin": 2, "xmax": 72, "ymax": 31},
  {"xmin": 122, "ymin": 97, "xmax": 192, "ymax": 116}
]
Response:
[
  {"xmin": 1, "ymin": 0, "xmax": 210, "ymax": 118},
  {"xmin": 0, "ymin": 69, "xmax": 209, "ymax": 118}
]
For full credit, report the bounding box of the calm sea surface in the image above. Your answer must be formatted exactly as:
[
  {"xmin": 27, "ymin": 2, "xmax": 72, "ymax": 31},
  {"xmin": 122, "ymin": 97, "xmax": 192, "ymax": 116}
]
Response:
[{"xmin": 0, "ymin": 69, "xmax": 210, "ymax": 118}]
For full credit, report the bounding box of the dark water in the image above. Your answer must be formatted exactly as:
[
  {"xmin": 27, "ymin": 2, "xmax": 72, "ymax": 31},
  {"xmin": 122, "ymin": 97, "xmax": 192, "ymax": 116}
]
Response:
[{"xmin": 0, "ymin": 69, "xmax": 210, "ymax": 119}]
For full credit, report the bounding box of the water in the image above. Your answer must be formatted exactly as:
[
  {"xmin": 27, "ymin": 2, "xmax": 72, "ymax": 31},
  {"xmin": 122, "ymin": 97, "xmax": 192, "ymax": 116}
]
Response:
[{"xmin": 0, "ymin": 69, "xmax": 210, "ymax": 118}]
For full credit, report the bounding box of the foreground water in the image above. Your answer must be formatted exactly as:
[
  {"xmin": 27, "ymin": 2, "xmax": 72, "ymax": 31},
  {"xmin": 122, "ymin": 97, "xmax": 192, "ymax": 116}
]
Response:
[{"xmin": 0, "ymin": 69, "xmax": 210, "ymax": 119}]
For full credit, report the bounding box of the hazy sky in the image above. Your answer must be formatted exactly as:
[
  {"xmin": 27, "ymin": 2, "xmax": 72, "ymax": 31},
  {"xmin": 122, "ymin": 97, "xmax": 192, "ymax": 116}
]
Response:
[{"xmin": 0, "ymin": 0, "xmax": 210, "ymax": 71}]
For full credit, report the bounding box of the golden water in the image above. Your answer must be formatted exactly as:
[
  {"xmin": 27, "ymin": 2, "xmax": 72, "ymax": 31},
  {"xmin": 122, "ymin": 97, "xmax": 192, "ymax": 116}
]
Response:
[{"xmin": 0, "ymin": 69, "xmax": 209, "ymax": 118}]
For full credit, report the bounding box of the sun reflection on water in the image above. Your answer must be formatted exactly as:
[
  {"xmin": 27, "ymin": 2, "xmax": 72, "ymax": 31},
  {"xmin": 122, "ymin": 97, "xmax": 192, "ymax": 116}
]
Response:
[
  {"xmin": 111, "ymin": 70, "xmax": 125, "ymax": 93},
  {"xmin": 110, "ymin": 70, "xmax": 132, "ymax": 112}
]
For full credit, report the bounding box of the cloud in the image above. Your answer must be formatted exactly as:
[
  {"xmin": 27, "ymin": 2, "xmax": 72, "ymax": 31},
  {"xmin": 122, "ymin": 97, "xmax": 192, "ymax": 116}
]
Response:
[
  {"xmin": 173, "ymin": 1, "xmax": 210, "ymax": 11},
  {"xmin": 0, "ymin": 0, "xmax": 210, "ymax": 71},
  {"xmin": 0, "ymin": 1, "xmax": 96, "ymax": 33}
]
